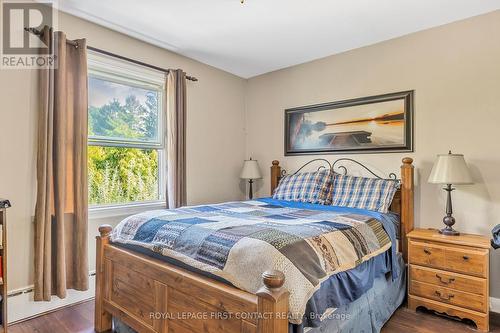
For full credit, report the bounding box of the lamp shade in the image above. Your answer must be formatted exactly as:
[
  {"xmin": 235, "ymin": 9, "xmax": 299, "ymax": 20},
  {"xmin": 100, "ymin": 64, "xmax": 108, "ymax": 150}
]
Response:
[
  {"xmin": 428, "ymin": 153, "xmax": 473, "ymax": 185},
  {"xmin": 240, "ymin": 159, "xmax": 262, "ymax": 180}
]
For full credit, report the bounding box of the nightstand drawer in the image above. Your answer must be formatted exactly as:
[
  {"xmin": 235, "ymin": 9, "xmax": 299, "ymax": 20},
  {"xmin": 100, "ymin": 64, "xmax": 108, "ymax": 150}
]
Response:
[
  {"xmin": 407, "ymin": 229, "xmax": 491, "ymax": 332},
  {"xmin": 410, "ymin": 265, "xmax": 487, "ymax": 296},
  {"xmin": 444, "ymin": 247, "xmax": 488, "ymax": 278},
  {"xmin": 409, "ymin": 241, "xmax": 445, "ymax": 268},
  {"xmin": 410, "ymin": 280, "xmax": 487, "ymax": 313}
]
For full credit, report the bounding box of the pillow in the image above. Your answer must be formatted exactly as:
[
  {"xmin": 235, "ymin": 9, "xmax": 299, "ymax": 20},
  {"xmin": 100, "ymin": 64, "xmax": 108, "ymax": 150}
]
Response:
[
  {"xmin": 330, "ymin": 173, "xmax": 398, "ymax": 213},
  {"xmin": 272, "ymin": 169, "xmax": 333, "ymax": 205}
]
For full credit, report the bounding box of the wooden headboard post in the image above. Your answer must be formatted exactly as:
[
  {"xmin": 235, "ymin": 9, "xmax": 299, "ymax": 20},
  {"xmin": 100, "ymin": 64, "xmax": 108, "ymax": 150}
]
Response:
[
  {"xmin": 400, "ymin": 157, "xmax": 415, "ymax": 263},
  {"xmin": 271, "ymin": 160, "xmax": 281, "ymax": 194},
  {"xmin": 95, "ymin": 225, "xmax": 113, "ymax": 332},
  {"xmin": 269, "ymin": 157, "xmax": 415, "ymax": 263}
]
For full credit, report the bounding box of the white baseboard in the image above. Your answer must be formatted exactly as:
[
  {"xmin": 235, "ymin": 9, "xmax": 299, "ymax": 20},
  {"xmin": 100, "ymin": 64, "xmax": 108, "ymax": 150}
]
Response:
[
  {"xmin": 8, "ymin": 274, "xmax": 96, "ymax": 324},
  {"xmin": 491, "ymin": 297, "xmax": 500, "ymax": 313}
]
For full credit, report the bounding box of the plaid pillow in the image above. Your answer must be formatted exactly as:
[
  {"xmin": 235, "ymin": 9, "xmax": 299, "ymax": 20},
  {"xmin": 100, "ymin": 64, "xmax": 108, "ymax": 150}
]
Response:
[
  {"xmin": 272, "ymin": 169, "xmax": 333, "ymax": 204},
  {"xmin": 330, "ymin": 173, "xmax": 398, "ymax": 213}
]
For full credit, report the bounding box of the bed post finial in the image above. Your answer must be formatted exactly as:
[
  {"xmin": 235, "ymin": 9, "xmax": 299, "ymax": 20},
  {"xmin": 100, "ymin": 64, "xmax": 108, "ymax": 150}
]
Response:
[
  {"xmin": 271, "ymin": 160, "xmax": 282, "ymax": 195},
  {"xmin": 257, "ymin": 270, "xmax": 288, "ymax": 333},
  {"xmin": 262, "ymin": 270, "xmax": 285, "ymax": 291},
  {"xmin": 98, "ymin": 224, "xmax": 113, "ymax": 238},
  {"xmin": 401, "ymin": 157, "xmax": 414, "ymax": 263},
  {"xmin": 402, "ymin": 157, "xmax": 413, "ymax": 165}
]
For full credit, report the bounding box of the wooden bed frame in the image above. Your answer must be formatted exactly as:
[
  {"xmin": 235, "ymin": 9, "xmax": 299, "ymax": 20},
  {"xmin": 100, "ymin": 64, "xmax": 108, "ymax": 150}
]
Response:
[{"xmin": 95, "ymin": 157, "xmax": 414, "ymax": 333}]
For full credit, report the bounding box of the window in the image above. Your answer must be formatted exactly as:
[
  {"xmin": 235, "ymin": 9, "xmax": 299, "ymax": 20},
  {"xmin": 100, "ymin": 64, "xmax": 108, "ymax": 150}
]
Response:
[{"xmin": 87, "ymin": 52, "xmax": 165, "ymax": 208}]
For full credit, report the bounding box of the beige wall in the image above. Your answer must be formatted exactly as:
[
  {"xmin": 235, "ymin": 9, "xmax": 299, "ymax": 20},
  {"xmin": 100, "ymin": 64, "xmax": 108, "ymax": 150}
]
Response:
[
  {"xmin": 246, "ymin": 11, "xmax": 500, "ymax": 296},
  {"xmin": 0, "ymin": 11, "xmax": 246, "ymax": 291}
]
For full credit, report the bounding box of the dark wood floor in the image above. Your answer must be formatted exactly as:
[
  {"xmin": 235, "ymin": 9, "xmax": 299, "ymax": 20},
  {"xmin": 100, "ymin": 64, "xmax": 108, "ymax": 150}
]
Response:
[{"xmin": 8, "ymin": 300, "xmax": 500, "ymax": 333}]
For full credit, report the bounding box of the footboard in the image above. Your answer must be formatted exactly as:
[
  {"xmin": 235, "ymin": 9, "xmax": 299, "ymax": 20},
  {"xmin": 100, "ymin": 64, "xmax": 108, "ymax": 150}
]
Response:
[{"xmin": 95, "ymin": 225, "xmax": 289, "ymax": 333}]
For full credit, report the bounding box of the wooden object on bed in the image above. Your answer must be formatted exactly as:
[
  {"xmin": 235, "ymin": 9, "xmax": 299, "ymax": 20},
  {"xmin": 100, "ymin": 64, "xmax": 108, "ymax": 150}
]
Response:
[
  {"xmin": 270, "ymin": 160, "xmax": 281, "ymax": 195},
  {"xmin": 95, "ymin": 225, "xmax": 112, "ymax": 332},
  {"xmin": 407, "ymin": 228, "xmax": 490, "ymax": 332},
  {"xmin": 95, "ymin": 157, "xmax": 414, "ymax": 333},
  {"xmin": 257, "ymin": 271, "xmax": 289, "ymax": 333},
  {"xmin": 270, "ymin": 157, "xmax": 415, "ymax": 262},
  {"xmin": 400, "ymin": 157, "xmax": 415, "ymax": 262}
]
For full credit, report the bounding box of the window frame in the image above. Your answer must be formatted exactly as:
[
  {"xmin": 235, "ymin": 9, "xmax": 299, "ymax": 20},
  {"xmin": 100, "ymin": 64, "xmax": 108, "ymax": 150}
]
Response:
[{"xmin": 87, "ymin": 51, "xmax": 166, "ymax": 215}]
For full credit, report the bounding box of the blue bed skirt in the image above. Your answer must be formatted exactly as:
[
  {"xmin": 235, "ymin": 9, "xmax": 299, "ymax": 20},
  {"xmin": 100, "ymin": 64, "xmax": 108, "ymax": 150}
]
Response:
[{"xmin": 301, "ymin": 253, "xmax": 406, "ymax": 333}]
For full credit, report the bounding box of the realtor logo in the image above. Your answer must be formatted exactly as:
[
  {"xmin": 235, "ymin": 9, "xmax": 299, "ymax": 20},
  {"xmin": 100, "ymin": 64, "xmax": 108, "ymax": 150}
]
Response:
[{"xmin": 1, "ymin": 0, "xmax": 57, "ymax": 69}]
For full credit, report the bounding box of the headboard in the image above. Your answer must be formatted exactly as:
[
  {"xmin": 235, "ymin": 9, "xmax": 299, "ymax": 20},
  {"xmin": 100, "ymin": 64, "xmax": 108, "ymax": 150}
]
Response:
[{"xmin": 270, "ymin": 157, "xmax": 415, "ymax": 262}]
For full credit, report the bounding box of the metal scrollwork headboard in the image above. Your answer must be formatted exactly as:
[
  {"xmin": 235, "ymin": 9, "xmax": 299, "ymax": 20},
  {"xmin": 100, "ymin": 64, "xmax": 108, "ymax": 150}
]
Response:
[
  {"xmin": 290, "ymin": 158, "xmax": 332, "ymax": 176},
  {"xmin": 332, "ymin": 158, "xmax": 398, "ymax": 181},
  {"xmin": 281, "ymin": 158, "xmax": 399, "ymax": 183}
]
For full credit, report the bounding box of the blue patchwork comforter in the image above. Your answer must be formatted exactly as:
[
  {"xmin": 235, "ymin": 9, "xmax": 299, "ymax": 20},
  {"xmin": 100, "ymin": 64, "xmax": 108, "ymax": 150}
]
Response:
[{"xmin": 111, "ymin": 198, "xmax": 399, "ymax": 324}]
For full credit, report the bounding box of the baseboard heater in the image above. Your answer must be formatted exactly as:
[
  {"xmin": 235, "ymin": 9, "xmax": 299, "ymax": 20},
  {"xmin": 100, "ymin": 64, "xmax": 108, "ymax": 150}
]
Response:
[{"xmin": 8, "ymin": 271, "xmax": 96, "ymax": 298}]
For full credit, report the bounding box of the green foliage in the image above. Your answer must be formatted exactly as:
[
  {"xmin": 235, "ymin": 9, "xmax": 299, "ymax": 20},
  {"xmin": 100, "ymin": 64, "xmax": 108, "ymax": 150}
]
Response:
[
  {"xmin": 88, "ymin": 88, "xmax": 160, "ymax": 205},
  {"xmin": 89, "ymin": 91, "xmax": 159, "ymax": 141},
  {"xmin": 88, "ymin": 146, "xmax": 158, "ymax": 205}
]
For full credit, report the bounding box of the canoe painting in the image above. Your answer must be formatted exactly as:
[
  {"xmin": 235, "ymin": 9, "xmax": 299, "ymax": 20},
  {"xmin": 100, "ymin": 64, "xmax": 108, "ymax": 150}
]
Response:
[{"xmin": 285, "ymin": 91, "xmax": 413, "ymax": 155}]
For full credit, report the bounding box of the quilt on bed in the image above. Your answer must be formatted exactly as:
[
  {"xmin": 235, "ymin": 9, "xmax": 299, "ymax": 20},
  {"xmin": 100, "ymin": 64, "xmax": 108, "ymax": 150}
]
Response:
[{"xmin": 111, "ymin": 199, "xmax": 392, "ymax": 324}]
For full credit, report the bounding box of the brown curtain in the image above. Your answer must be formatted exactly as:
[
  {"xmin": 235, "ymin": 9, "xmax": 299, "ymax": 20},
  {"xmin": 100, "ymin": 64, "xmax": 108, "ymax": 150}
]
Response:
[
  {"xmin": 165, "ymin": 69, "xmax": 187, "ymax": 208},
  {"xmin": 34, "ymin": 26, "xmax": 89, "ymax": 301}
]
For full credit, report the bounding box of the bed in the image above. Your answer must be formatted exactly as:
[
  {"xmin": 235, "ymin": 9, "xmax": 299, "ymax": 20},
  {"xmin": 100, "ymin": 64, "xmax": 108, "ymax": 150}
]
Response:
[{"xmin": 95, "ymin": 157, "xmax": 414, "ymax": 333}]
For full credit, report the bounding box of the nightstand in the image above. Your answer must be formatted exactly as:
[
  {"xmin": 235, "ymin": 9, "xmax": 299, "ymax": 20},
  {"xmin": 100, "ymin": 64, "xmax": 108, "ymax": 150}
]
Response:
[{"xmin": 407, "ymin": 228, "xmax": 490, "ymax": 332}]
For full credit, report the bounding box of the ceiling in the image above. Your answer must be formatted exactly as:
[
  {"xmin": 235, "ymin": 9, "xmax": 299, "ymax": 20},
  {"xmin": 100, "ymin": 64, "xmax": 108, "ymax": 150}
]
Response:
[{"xmin": 58, "ymin": 0, "xmax": 500, "ymax": 78}]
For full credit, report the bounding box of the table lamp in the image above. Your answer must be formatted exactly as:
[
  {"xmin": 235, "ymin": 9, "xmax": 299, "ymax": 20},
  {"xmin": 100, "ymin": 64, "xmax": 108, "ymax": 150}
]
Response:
[
  {"xmin": 428, "ymin": 151, "xmax": 473, "ymax": 236},
  {"xmin": 240, "ymin": 158, "xmax": 262, "ymax": 200}
]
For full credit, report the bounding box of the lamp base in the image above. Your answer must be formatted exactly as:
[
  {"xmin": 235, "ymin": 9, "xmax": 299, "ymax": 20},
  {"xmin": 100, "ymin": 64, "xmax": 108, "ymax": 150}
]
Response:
[
  {"xmin": 440, "ymin": 185, "xmax": 460, "ymax": 236},
  {"xmin": 439, "ymin": 227, "xmax": 460, "ymax": 236},
  {"xmin": 248, "ymin": 179, "xmax": 254, "ymax": 200}
]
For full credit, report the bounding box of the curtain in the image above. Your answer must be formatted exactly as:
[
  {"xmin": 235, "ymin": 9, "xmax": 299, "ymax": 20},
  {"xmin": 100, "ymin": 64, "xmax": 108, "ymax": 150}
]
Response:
[
  {"xmin": 34, "ymin": 26, "xmax": 89, "ymax": 301},
  {"xmin": 165, "ymin": 69, "xmax": 187, "ymax": 208}
]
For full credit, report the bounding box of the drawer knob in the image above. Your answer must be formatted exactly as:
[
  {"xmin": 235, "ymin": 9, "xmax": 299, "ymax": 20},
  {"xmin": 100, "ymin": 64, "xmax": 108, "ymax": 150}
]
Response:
[
  {"xmin": 463, "ymin": 255, "xmax": 470, "ymax": 261},
  {"xmin": 435, "ymin": 274, "xmax": 455, "ymax": 284},
  {"xmin": 435, "ymin": 290, "xmax": 454, "ymax": 301},
  {"xmin": 423, "ymin": 248, "xmax": 431, "ymax": 255}
]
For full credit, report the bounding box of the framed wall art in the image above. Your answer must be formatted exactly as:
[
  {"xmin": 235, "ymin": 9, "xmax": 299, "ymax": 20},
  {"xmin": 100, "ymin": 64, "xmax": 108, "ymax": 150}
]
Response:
[{"xmin": 285, "ymin": 90, "xmax": 414, "ymax": 155}]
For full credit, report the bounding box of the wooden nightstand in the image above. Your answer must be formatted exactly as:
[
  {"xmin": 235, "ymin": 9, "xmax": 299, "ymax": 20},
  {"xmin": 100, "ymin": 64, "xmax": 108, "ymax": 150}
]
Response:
[{"xmin": 407, "ymin": 228, "xmax": 490, "ymax": 332}]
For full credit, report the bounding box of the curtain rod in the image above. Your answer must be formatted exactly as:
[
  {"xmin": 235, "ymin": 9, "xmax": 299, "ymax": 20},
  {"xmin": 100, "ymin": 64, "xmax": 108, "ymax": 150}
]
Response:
[{"xmin": 24, "ymin": 27, "xmax": 198, "ymax": 82}]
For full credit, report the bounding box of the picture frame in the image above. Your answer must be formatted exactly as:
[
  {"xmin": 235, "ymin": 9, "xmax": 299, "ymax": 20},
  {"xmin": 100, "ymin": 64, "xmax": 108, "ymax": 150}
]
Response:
[{"xmin": 284, "ymin": 90, "xmax": 414, "ymax": 155}]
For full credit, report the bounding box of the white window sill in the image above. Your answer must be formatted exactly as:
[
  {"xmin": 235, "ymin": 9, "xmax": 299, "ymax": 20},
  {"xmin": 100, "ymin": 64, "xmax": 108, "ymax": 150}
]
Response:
[{"xmin": 89, "ymin": 201, "xmax": 166, "ymax": 220}]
